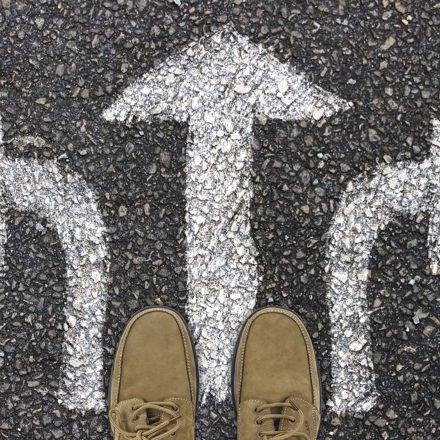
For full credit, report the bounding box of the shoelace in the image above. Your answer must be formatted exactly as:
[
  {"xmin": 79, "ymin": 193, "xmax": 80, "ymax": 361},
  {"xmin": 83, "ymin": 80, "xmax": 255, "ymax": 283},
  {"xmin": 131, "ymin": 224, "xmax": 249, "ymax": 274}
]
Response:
[
  {"xmin": 109, "ymin": 401, "xmax": 181, "ymax": 440},
  {"xmin": 255, "ymin": 401, "xmax": 311, "ymax": 440}
]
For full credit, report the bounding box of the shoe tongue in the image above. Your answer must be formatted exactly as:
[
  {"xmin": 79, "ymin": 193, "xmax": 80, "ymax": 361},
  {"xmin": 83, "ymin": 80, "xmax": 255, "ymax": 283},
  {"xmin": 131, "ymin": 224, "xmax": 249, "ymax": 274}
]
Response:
[
  {"xmin": 279, "ymin": 396, "xmax": 315, "ymax": 438},
  {"xmin": 114, "ymin": 398, "xmax": 149, "ymax": 432},
  {"xmin": 257, "ymin": 401, "xmax": 276, "ymax": 433}
]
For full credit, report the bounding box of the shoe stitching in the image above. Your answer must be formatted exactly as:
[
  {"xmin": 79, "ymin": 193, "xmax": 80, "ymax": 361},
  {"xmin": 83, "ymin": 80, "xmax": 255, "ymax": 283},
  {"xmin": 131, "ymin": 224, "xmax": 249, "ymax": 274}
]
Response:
[
  {"xmin": 173, "ymin": 314, "xmax": 196, "ymax": 403},
  {"xmin": 236, "ymin": 307, "xmax": 320, "ymax": 409},
  {"xmin": 238, "ymin": 308, "xmax": 317, "ymax": 406},
  {"xmin": 112, "ymin": 308, "xmax": 197, "ymax": 408}
]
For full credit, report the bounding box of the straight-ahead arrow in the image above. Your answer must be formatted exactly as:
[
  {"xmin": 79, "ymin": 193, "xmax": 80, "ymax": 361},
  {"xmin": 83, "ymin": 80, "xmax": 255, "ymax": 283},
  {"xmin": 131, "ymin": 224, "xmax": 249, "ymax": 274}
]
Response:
[{"xmin": 104, "ymin": 28, "xmax": 351, "ymax": 402}]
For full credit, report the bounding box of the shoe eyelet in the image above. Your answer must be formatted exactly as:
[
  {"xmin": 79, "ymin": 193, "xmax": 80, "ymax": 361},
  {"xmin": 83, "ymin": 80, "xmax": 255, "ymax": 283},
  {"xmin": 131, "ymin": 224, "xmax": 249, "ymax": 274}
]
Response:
[
  {"xmin": 254, "ymin": 407, "xmax": 259, "ymax": 413},
  {"xmin": 256, "ymin": 419, "xmax": 263, "ymax": 425}
]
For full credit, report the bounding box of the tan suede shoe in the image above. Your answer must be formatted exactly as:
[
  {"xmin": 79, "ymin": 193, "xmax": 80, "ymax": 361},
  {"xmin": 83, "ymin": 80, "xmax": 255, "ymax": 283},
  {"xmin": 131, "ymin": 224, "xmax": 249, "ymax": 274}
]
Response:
[
  {"xmin": 108, "ymin": 307, "xmax": 198, "ymax": 440},
  {"xmin": 233, "ymin": 307, "xmax": 321, "ymax": 440}
]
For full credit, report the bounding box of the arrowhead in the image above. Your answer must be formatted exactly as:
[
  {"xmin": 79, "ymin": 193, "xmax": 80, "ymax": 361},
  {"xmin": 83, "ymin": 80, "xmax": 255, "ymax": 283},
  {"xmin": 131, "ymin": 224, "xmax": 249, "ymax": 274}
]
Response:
[{"xmin": 103, "ymin": 28, "xmax": 351, "ymax": 124}]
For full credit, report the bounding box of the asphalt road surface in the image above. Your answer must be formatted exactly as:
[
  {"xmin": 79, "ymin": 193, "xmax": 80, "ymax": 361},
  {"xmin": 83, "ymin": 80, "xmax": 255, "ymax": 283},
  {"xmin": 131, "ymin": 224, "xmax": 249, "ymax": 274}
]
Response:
[{"xmin": 0, "ymin": 1, "xmax": 439, "ymax": 439}]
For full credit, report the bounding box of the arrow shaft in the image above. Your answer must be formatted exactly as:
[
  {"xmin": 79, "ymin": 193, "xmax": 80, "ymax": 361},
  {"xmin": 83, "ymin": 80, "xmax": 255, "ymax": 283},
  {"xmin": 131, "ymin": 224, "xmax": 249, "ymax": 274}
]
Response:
[{"xmin": 185, "ymin": 119, "xmax": 259, "ymax": 401}]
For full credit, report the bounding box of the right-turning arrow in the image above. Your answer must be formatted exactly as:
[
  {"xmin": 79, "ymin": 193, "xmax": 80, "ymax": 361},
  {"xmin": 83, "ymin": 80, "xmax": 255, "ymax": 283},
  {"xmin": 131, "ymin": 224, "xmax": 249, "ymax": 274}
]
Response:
[
  {"xmin": 104, "ymin": 27, "xmax": 351, "ymax": 402},
  {"xmin": 326, "ymin": 119, "xmax": 440, "ymax": 414}
]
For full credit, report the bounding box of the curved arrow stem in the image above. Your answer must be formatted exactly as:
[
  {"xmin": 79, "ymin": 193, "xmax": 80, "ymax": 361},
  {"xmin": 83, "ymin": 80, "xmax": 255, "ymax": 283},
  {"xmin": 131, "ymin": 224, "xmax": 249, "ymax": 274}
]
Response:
[
  {"xmin": 327, "ymin": 119, "xmax": 440, "ymax": 413},
  {"xmin": 0, "ymin": 152, "xmax": 108, "ymax": 412}
]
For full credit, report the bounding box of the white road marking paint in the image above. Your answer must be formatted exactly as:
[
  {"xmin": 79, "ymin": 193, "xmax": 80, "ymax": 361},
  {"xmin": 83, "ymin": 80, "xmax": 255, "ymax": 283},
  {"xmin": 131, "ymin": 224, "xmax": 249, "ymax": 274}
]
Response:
[
  {"xmin": 0, "ymin": 123, "xmax": 6, "ymax": 280},
  {"xmin": 326, "ymin": 119, "xmax": 440, "ymax": 414},
  {"xmin": 103, "ymin": 27, "xmax": 351, "ymax": 402},
  {"xmin": 0, "ymin": 122, "xmax": 108, "ymax": 412}
]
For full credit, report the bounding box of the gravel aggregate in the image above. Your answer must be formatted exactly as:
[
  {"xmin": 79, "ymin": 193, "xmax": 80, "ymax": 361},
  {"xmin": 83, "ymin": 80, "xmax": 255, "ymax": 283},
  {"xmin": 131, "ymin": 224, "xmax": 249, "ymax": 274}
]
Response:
[{"xmin": 0, "ymin": 1, "xmax": 439, "ymax": 439}]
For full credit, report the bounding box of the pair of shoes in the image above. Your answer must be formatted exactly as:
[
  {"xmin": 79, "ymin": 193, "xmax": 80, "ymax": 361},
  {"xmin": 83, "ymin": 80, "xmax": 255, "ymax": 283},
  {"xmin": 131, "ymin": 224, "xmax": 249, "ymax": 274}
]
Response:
[{"xmin": 108, "ymin": 306, "xmax": 321, "ymax": 440}]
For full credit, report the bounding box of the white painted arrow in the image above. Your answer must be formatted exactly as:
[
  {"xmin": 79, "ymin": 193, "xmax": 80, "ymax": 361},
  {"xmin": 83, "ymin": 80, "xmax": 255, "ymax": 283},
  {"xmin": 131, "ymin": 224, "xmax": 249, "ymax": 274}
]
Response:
[
  {"xmin": 326, "ymin": 119, "xmax": 440, "ymax": 414},
  {"xmin": 0, "ymin": 121, "xmax": 108, "ymax": 412},
  {"xmin": 104, "ymin": 28, "xmax": 351, "ymax": 401}
]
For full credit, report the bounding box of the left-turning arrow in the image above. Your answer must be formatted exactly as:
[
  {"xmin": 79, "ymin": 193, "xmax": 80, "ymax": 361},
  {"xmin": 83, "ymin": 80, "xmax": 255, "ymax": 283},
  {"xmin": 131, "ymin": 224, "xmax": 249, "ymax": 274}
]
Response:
[
  {"xmin": 0, "ymin": 119, "xmax": 109, "ymax": 412},
  {"xmin": 103, "ymin": 27, "xmax": 351, "ymax": 402}
]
